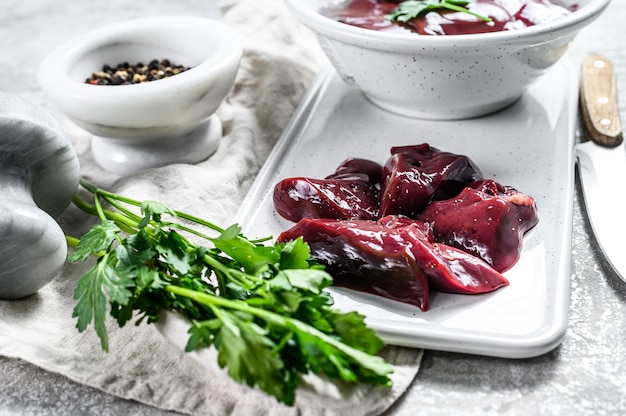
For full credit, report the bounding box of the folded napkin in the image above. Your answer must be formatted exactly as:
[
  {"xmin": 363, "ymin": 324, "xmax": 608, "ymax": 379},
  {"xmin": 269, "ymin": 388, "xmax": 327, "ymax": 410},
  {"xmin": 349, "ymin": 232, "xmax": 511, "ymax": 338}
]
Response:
[{"xmin": 0, "ymin": 1, "xmax": 423, "ymax": 415}]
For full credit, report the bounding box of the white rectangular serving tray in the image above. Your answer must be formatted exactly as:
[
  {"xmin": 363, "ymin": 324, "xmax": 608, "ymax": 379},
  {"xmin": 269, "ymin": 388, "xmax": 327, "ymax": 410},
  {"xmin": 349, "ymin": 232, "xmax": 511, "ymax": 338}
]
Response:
[{"xmin": 235, "ymin": 60, "xmax": 577, "ymax": 359}]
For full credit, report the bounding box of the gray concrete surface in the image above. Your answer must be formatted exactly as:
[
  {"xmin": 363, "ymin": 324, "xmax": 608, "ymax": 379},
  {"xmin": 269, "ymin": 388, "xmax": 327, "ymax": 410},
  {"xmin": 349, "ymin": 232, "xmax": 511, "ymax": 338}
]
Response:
[{"xmin": 1, "ymin": 0, "xmax": 625, "ymax": 415}]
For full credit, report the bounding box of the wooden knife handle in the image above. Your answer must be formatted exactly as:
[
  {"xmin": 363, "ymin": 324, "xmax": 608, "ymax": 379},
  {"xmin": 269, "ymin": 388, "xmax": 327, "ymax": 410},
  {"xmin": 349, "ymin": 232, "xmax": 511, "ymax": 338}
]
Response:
[{"xmin": 580, "ymin": 54, "xmax": 623, "ymax": 147}]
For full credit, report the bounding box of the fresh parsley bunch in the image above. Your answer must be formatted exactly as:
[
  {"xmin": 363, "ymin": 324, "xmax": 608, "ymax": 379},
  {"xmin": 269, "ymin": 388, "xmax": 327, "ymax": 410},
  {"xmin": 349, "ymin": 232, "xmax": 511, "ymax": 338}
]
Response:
[{"xmin": 67, "ymin": 179, "xmax": 393, "ymax": 405}]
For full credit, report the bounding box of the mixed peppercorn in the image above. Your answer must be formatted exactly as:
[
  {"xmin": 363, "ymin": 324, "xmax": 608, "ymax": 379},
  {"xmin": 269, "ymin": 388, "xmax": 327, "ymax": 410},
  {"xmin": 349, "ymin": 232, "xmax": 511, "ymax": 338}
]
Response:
[{"xmin": 85, "ymin": 59, "xmax": 191, "ymax": 85}]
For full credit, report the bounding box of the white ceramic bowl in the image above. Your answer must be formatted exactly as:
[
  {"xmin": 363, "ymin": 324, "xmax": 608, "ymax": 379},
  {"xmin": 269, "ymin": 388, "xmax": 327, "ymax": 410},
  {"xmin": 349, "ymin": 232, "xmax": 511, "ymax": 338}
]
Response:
[
  {"xmin": 285, "ymin": 0, "xmax": 610, "ymax": 119},
  {"xmin": 38, "ymin": 15, "xmax": 242, "ymax": 174}
]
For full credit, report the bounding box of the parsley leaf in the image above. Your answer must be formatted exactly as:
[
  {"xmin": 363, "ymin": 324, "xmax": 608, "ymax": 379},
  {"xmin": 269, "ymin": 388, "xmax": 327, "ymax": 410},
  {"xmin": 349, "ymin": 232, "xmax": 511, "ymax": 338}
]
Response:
[
  {"xmin": 72, "ymin": 250, "xmax": 135, "ymax": 351},
  {"xmin": 387, "ymin": 0, "xmax": 492, "ymax": 23},
  {"xmin": 138, "ymin": 200, "xmax": 176, "ymax": 228},
  {"xmin": 67, "ymin": 220, "xmax": 119, "ymax": 262}
]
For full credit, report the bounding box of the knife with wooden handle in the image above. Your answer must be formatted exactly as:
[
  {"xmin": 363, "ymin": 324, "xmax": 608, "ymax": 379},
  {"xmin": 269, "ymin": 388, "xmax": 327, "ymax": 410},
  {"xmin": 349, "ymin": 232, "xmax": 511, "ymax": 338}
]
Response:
[
  {"xmin": 576, "ymin": 54, "xmax": 626, "ymax": 282},
  {"xmin": 580, "ymin": 54, "xmax": 623, "ymax": 147}
]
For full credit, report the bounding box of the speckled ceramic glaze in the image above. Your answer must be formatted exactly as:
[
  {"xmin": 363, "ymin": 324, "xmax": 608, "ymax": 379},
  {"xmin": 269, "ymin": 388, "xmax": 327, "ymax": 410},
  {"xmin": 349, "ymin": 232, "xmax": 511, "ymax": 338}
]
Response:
[
  {"xmin": 38, "ymin": 15, "xmax": 242, "ymax": 174},
  {"xmin": 285, "ymin": 0, "xmax": 610, "ymax": 119}
]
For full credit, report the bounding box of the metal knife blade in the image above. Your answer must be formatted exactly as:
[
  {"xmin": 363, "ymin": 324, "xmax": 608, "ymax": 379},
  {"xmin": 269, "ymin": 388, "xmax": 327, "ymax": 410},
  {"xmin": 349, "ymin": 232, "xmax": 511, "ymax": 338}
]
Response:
[{"xmin": 576, "ymin": 54, "xmax": 626, "ymax": 282}]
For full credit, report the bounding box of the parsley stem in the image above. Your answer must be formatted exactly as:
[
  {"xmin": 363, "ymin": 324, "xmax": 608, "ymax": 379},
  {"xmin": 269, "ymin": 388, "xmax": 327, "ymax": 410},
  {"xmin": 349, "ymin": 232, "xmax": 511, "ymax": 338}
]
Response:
[
  {"xmin": 75, "ymin": 180, "xmax": 250, "ymax": 258},
  {"xmin": 65, "ymin": 235, "xmax": 80, "ymax": 248},
  {"xmin": 78, "ymin": 178, "xmax": 226, "ymax": 235},
  {"xmin": 175, "ymin": 211, "xmax": 225, "ymax": 235},
  {"xmin": 202, "ymin": 253, "xmax": 255, "ymax": 289},
  {"xmin": 78, "ymin": 178, "xmax": 138, "ymax": 208},
  {"xmin": 92, "ymin": 189, "xmax": 107, "ymax": 222},
  {"xmin": 161, "ymin": 222, "xmax": 215, "ymax": 244},
  {"xmin": 99, "ymin": 194, "xmax": 143, "ymax": 224},
  {"xmin": 441, "ymin": 1, "xmax": 492, "ymax": 22},
  {"xmin": 72, "ymin": 194, "xmax": 138, "ymax": 234}
]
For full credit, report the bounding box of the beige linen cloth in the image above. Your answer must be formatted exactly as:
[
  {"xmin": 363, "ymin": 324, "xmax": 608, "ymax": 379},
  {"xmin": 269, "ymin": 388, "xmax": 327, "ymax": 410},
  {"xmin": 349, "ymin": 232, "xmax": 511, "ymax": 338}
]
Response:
[{"xmin": 0, "ymin": 1, "xmax": 423, "ymax": 415}]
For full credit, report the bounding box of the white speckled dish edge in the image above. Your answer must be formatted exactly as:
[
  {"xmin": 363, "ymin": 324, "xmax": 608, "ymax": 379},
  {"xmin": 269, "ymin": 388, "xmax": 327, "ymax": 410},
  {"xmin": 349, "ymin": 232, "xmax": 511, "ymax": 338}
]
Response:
[{"xmin": 235, "ymin": 59, "xmax": 577, "ymax": 359}]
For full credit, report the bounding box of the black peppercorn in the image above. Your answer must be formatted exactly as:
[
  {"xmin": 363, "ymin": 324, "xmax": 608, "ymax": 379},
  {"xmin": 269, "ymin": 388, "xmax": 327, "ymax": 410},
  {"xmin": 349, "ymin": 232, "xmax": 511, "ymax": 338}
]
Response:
[{"xmin": 85, "ymin": 59, "xmax": 191, "ymax": 85}]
